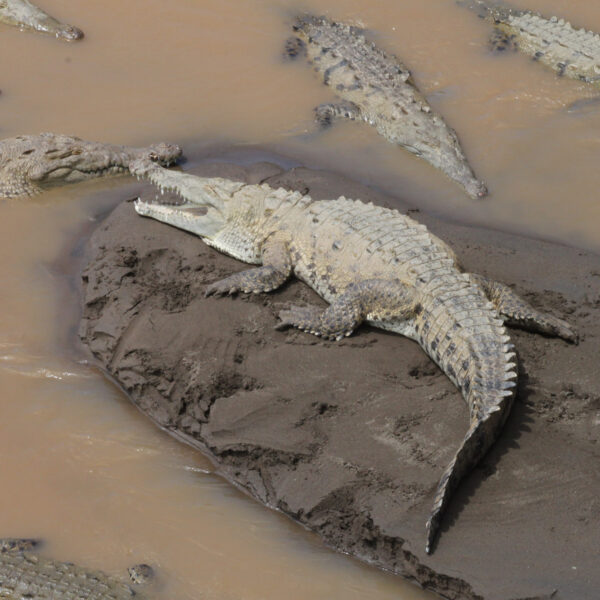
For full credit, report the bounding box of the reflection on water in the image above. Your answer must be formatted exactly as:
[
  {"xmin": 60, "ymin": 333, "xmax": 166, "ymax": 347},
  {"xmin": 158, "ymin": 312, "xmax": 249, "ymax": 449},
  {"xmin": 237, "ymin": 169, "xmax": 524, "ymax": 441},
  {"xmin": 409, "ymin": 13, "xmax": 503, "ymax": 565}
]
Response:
[{"xmin": 1, "ymin": 1, "xmax": 599, "ymax": 598}]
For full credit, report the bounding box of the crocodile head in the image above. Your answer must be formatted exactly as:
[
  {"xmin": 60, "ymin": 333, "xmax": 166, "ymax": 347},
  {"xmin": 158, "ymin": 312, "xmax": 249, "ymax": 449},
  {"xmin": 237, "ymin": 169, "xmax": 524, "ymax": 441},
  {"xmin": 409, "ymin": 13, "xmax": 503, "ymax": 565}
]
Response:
[
  {"xmin": 0, "ymin": 0, "xmax": 84, "ymax": 40},
  {"xmin": 131, "ymin": 158, "xmax": 294, "ymax": 261},
  {"xmin": 0, "ymin": 133, "xmax": 182, "ymax": 198},
  {"xmin": 131, "ymin": 158, "xmax": 240, "ymax": 242},
  {"xmin": 46, "ymin": 21, "xmax": 83, "ymax": 41}
]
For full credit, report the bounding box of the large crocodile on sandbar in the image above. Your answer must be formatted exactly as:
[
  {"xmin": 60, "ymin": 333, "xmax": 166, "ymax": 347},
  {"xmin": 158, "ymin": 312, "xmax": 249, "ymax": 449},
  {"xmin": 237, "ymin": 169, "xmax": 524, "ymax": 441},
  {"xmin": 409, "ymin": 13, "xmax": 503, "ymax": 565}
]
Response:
[
  {"xmin": 129, "ymin": 158, "xmax": 576, "ymax": 553},
  {"xmin": 286, "ymin": 15, "xmax": 488, "ymax": 200},
  {"xmin": 0, "ymin": 0, "xmax": 83, "ymax": 41},
  {"xmin": 459, "ymin": 0, "xmax": 600, "ymax": 85},
  {"xmin": 0, "ymin": 537, "xmax": 154, "ymax": 600},
  {"xmin": 0, "ymin": 133, "xmax": 181, "ymax": 198}
]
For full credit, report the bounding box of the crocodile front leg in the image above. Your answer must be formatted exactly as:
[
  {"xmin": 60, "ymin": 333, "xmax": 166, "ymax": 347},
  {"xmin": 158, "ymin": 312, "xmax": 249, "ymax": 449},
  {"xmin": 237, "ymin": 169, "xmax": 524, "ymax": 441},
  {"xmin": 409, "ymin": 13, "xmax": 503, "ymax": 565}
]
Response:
[
  {"xmin": 315, "ymin": 101, "xmax": 362, "ymax": 128},
  {"xmin": 205, "ymin": 232, "xmax": 292, "ymax": 296},
  {"xmin": 284, "ymin": 36, "xmax": 306, "ymax": 59},
  {"xmin": 276, "ymin": 279, "xmax": 417, "ymax": 341},
  {"xmin": 470, "ymin": 273, "xmax": 578, "ymax": 343}
]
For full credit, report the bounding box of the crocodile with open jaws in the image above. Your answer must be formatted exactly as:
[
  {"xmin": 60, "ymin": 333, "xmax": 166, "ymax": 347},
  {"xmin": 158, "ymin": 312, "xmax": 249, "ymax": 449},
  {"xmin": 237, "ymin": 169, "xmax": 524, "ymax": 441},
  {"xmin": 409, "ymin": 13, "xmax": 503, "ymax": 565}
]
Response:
[
  {"xmin": 0, "ymin": 133, "xmax": 182, "ymax": 199},
  {"xmin": 285, "ymin": 15, "xmax": 488, "ymax": 200},
  {"xmin": 458, "ymin": 0, "xmax": 600, "ymax": 85},
  {"xmin": 129, "ymin": 158, "xmax": 576, "ymax": 554},
  {"xmin": 0, "ymin": 537, "xmax": 154, "ymax": 599},
  {"xmin": 0, "ymin": 0, "xmax": 83, "ymax": 41}
]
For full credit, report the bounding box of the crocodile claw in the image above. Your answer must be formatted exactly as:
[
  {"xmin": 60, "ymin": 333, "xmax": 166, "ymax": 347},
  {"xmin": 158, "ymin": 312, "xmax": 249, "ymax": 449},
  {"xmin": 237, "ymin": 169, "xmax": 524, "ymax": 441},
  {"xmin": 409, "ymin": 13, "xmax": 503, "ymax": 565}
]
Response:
[
  {"xmin": 557, "ymin": 321, "xmax": 579, "ymax": 344},
  {"xmin": 205, "ymin": 279, "xmax": 239, "ymax": 297},
  {"xmin": 276, "ymin": 306, "xmax": 320, "ymax": 331}
]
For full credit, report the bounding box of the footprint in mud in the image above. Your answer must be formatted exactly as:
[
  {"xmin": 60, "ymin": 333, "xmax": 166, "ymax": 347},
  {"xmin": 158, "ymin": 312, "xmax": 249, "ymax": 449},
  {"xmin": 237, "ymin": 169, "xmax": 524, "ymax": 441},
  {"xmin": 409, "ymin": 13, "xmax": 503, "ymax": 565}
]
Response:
[{"xmin": 168, "ymin": 337, "xmax": 259, "ymax": 433}]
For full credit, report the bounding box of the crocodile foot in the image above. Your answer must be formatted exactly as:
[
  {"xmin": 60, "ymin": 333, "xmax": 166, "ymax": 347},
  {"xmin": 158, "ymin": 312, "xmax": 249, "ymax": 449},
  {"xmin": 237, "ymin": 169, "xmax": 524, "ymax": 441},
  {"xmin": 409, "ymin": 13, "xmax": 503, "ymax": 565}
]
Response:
[{"xmin": 284, "ymin": 36, "xmax": 306, "ymax": 59}]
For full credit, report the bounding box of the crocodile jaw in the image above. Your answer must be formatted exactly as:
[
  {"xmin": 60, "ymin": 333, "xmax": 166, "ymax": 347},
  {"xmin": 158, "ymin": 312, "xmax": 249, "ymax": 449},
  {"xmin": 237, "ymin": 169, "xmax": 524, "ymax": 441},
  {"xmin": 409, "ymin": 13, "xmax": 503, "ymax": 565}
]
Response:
[
  {"xmin": 0, "ymin": 134, "xmax": 182, "ymax": 197},
  {"xmin": 130, "ymin": 158, "xmax": 253, "ymax": 240},
  {"xmin": 33, "ymin": 17, "xmax": 83, "ymax": 41},
  {"xmin": 48, "ymin": 22, "xmax": 83, "ymax": 41},
  {"xmin": 28, "ymin": 139, "xmax": 182, "ymax": 186},
  {"xmin": 134, "ymin": 198, "xmax": 224, "ymax": 240}
]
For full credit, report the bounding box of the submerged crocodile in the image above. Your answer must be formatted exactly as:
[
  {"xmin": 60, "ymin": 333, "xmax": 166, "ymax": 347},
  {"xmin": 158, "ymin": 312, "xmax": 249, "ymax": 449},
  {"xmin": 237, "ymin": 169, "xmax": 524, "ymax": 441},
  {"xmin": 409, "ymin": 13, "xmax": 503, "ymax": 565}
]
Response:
[
  {"xmin": 129, "ymin": 159, "xmax": 576, "ymax": 553},
  {"xmin": 0, "ymin": 133, "xmax": 181, "ymax": 198},
  {"xmin": 0, "ymin": 538, "xmax": 153, "ymax": 599},
  {"xmin": 459, "ymin": 0, "xmax": 600, "ymax": 85},
  {"xmin": 0, "ymin": 0, "xmax": 83, "ymax": 41},
  {"xmin": 285, "ymin": 15, "xmax": 487, "ymax": 200}
]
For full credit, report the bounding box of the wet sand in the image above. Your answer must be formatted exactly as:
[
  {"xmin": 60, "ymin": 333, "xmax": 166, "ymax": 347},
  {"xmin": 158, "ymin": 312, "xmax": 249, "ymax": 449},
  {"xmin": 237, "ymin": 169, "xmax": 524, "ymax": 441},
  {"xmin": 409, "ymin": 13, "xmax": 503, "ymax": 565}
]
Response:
[{"xmin": 79, "ymin": 156, "xmax": 600, "ymax": 600}]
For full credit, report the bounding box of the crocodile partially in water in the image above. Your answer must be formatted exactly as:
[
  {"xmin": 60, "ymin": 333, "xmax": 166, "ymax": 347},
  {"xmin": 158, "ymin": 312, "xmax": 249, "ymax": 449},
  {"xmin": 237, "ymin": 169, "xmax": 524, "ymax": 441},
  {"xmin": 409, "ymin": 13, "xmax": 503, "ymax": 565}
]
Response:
[
  {"xmin": 459, "ymin": 0, "xmax": 600, "ymax": 85},
  {"xmin": 0, "ymin": 538, "xmax": 153, "ymax": 600},
  {"xmin": 0, "ymin": 133, "xmax": 182, "ymax": 198},
  {"xmin": 286, "ymin": 15, "xmax": 488, "ymax": 200},
  {"xmin": 129, "ymin": 158, "xmax": 576, "ymax": 553},
  {"xmin": 0, "ymin": 0, "xmax": 83, "ymax": 41}
]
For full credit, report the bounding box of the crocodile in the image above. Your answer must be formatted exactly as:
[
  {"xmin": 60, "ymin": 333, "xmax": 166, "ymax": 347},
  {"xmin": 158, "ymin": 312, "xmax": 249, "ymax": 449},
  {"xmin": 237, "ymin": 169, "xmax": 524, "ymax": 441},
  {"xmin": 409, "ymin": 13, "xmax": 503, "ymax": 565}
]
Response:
[
  {"xmin": 0, "ymin": 537, "xmax": 154, "ymax": 599},
  {"xmin": 0, "ymin": 133, "xmax": 182, "ymax": 198},
  {"xmin": 285, "ymin": 15, "xmax": 488, "ymax": 200},
  {"xmin": 129, "ymin": 158, "xmax": 576, "ymax": 553},
  {"xmin": 458, "ymin": 0, "xmax": 600, "ymax": 85},
  {"xmin": 0, "ymin": 0, "xmax": 83, "ymax": 41}
]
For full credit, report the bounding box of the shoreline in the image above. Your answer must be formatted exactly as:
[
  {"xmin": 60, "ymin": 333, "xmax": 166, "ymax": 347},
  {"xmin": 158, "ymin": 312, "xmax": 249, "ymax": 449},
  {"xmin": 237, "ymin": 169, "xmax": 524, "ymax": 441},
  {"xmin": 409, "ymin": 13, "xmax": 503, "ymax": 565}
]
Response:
[{"xmin": 77, "ymin": 153, "xmax": 600, "ymax": 600}]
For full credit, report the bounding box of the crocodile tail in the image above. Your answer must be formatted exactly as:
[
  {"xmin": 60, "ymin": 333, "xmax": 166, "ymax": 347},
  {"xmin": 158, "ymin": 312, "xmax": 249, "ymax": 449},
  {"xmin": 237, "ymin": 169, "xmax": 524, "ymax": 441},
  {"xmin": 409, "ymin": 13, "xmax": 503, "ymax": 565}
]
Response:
[{"xmin": 425, "ymin": 394, "xmax": 513, "ymax": 554}]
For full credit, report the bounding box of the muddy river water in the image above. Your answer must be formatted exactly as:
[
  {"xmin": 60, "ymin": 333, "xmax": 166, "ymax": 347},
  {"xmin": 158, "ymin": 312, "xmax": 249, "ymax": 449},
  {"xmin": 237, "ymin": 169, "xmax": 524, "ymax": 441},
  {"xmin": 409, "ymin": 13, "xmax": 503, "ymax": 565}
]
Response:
[{"xmin": 1, "ymin": 1, "xmax": 599, "ymax": 598}]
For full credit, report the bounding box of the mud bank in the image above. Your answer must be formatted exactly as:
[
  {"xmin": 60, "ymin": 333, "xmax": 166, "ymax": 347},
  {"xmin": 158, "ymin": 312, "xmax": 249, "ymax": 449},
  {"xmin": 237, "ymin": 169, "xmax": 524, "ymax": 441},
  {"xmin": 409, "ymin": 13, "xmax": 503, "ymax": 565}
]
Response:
[{"xmin": 78, "ymin": 160, "xmax": 600, "ymax": 600}]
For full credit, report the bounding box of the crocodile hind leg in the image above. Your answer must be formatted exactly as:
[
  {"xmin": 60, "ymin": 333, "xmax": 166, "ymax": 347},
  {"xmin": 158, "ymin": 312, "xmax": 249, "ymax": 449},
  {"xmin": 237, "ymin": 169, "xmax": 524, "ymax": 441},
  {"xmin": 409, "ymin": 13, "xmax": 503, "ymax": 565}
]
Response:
[
  {"xmin": 276, "ymin": 279, "xmax": 417, "ymax": 341},
  {"xmin": 470, "ymin": 273, "xmax": 577, "ymax": 342},
  {"xmin": 205, "ymin": 232, "xmax": 292, "ymax": 296},
  {"xmin": 314, "ymin": 101, "xmax": 362, "ymax": 128}
]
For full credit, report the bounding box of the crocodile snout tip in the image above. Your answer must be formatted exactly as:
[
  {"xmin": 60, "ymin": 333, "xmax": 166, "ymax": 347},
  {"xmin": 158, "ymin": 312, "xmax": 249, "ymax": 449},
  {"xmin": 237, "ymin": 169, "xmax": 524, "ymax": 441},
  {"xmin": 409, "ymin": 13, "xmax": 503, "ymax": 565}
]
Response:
[{"xmin": 57, "ymin": 25, "xmax": 84, "ymax": 41}]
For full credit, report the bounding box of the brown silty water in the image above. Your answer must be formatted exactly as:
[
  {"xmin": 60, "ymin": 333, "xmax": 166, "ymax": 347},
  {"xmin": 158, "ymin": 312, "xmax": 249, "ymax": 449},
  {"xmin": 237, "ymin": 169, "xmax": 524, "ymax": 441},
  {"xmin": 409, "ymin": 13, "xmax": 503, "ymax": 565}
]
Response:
[{"xmin": 0, "ymin": 0, "xmax": 598, "ymax": 598}]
